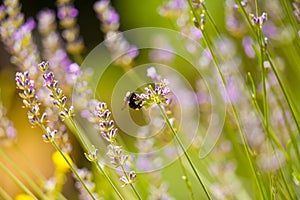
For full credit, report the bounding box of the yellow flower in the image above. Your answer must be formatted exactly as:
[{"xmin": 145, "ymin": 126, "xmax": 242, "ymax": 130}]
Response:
[
  {"xmin": 15, "ymin": 194, "xmax": 35, "ymax": 200},
  {"xmin": 52, "ymin": 151, "xmax": 73, "ymax": 173}
]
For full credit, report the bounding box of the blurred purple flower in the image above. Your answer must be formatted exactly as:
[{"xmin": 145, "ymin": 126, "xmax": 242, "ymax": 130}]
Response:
[
  {"xmin": 168, "ymin": 0, "xmax": 187, "ymax": 10},
  {"xmin": 105, "ymin": 9, "xmax": 119, "ymax": 24},
  {"xmin": 149, "ymin": 49, "xmax": 174, "ymax": 63},
  {"xmin": 203, "ymin": 48, "xmax": 212, "ymax": 60},
  {"xmin": 57, "ymin": 7, "xmax": 78, "ymax": 19},
  {"xmin": 13, "ymin": 18, "xmax": 35, "ymax": 41},
  {"xmin": 262, "ymin": 22, "xmax": 277, "ymax": 39},
  {"xmin": 191, "ymin": 27, "xmax": 202, "ymax": 40},
  {"xmin": 225, "ymin": 77, "xmax": 240, "ymax": 103},
  {"xmin": 69, "ymin": 63, "xmax": 80, "ymax": 75},
  {"xmin": 242, "ymin": 37, "xmax": 255, "ymax": 58},
  {"xmin": 6, "ymin": 126, "xmax": 17, "ymax": 139},
  {"xmin": 147, "ymin": 67, "xmax": 161, "ymax": 82},
  {"xmin": 127, "ymin": 46, "xmax": 139, "ymax": 58}
]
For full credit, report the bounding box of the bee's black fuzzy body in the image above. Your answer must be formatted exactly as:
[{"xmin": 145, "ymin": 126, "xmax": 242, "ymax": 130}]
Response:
[{"xmin": 125, "ymin": 92, "xmax": 143, "ymax": 110}]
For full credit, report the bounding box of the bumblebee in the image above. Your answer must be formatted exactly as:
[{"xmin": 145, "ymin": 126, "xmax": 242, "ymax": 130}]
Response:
[{"xmin": 124, "ymin": 91, "xmax": 143, "ymax": 110}]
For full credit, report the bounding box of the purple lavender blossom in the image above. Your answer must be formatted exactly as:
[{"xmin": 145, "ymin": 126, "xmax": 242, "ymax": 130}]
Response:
[
  {"xmin": 94, "ymin": 0, "xmax": 120, "ymax": 32},
  {"xmin": 39, "ymin": 61, "xmax": 74, "ymax": 120},
  {"xmin": 0, "ymin": 5, "xmax": 6, "ymax": 20},
  {"xmin": 105, "ymin": 9, "xmax": 119, "ymax": 24},
  {"xmin": 15, "ymin": 71, "xmax": 46, "ymax": 126},
  {"xmin": 250, "ymin": 12, "xmax": 268, "ymax": 27},
  {"xmin": 57, "ymin": 7, "xmax": 78, "ymax": 19},
  {"xmin": 56, "ymin": 1, "xmax": 84, "ymax": 55},
  {"xmin": 95, "ymin": 102, "xmax": 118, "ymax": 142},
  {"xmin": 13, "ymin": 18, "xmax": 35, "ymax": 41},
  {"xmin": 43, "ymin": 72, "xmax": 55, "ymax": 87}
]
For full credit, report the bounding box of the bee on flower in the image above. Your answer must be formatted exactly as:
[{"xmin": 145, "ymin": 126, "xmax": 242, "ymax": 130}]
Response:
[{"xmin": 124, "ymin": 67, "xmax": 171, "ymax": 111}]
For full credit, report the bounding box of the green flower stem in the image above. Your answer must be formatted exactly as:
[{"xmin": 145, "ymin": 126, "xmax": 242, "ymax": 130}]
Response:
[
  {"xmin": 0, "ymin": 148, "xmax": 49, "ymax": 200},
  {"xmin": 270, "ymin": 85, "xmax": 300, "ymax": 161},
  {"xmin": 186, "ymin": 0, "xmax": 226, "ymax": 84},
  {"xmin": 250, "ymin": 92, "xmax": 288, "ymax": 157},
  {"xmin": 278, "ymin": 156, "xmax": 296, "ymax": 199},
  {"xmin": 0, "ymin": 186, "xmax": 13, "ymax": 200},
  {"xmin": 157, "ymin": 104, "xmax": 212, "ymax": 200},
  {"xmin": 94, "ymin": 162, "xmax": 125, "ymax": 200},
  {"xmin": 37, "ymin": 123, "xmax": 96, "ymax": 200},
  {"xmin": 230, "ymin": 105, "xmax": 268, "ymax": 199},
  {"xmin": 65, "ymin": 118, "xmax": 125, "ymax": 200},
  {"xmin": 248, "ymin": 73, "xmax": 296, "ymax": 198},
  {"xmin": 281, "ymin": 0, "xmax": 300, "ymax": 51},
  {"xmin": 269, "ymin": 174, "xmax": 274, "ymax": 200},
  {"xmin": 251, "ymin": 93, "xmax": 295, "ymax": 197},
  {"xmin": 267, "ymin": 137, "xmax": 296, "ymax": 199},
  {"xmin": 253, "ymin": 0, "xmax": 264, "ymax": 117},
  {"xmin": 65, "ymin": 118, "xmax": 92, "ymax": 152},
  {"xmin": 234, "ymin": 0, "xmax": 300, "ymax": 135},
  {"xmin": 248, "ymin": 73, "xmax": 291, "ymax": 162},
  {"xmin": 120, "ymin": 165, "xmax": 143, "ymax": 200},
  {"xmin": 164, "ymin": 122, "xmax": 195, "ymax": 199},
  {"xmin": 240, "ymin": 3, "xmax": 298, "ymax": 197},
  {"xmin": 254, "ymin": 20, "xmax": 292, "ymax": 196},
  {"xmin": 186, "ymin": 2, "xmax": 231, "ymax": 104},
  {"xmin": 185, "ymin": 1, "xmax": 266, "ymax": 198},
  {"xmin": 265, "ymin": 53, "xmax": 300, "ymax": 134},
  {"xmin": 254, "ymin": 0, "xmax": 259, "ymax": 16},
  {"xmin": 51, "ymin": 141, "xmax": 97, "ymax": 200},
  {"xmin": 248, "ymin": 57, "xmax": 297, "ymax": 198},
  {"xmin": 234, "ymin": 0, "xmax": 255, "ymax": 33},
  {"xmin": 201, "ymin": 3, "xmax": 221, "ymax": 36},
  {"xmin": 177, "ymin": 155, "xmax": 195, "ymax": 200},
  {"xmin": 257, "ymin": 31, "xmax": 269, "ymax": 133},
  {"xmin": 0, "ymin": 162, "xmax": 38, "ymax": 200}
]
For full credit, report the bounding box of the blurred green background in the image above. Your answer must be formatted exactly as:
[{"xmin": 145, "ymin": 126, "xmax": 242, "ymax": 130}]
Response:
[{"xmin": 1, "ymin": 0, "xmax": 300, "ymax": 199}]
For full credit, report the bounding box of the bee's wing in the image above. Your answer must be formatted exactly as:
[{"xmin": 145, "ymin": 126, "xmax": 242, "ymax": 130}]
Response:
[
  {"xmin": 121, "ymin": 100, "xmax": 128, "ymax": 110},
  {"xmin": 121, "ymin": 91, "xmax": 131, "ymax": 110}
]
